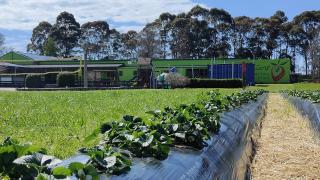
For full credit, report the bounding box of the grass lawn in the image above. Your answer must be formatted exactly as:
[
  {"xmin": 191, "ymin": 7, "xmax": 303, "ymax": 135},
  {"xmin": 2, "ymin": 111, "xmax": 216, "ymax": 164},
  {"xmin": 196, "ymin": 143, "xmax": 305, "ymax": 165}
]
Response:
[
  {"xmin": 0, "ymin": 89, "xmax": 227, "ymax": 158},
  {"xmin": 0, "ymin": 83, "xmax": 319, "ymax": 158}
]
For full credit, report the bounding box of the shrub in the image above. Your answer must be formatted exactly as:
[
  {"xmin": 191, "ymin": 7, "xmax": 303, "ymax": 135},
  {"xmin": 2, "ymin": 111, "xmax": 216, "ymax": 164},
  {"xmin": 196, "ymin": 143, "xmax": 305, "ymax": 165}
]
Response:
[
  {"xmin": 188, "ymin": 79, "xmax": 243, "ymax": 88},
  {"xmin": 44, "ymin": 73, "xmax": 59, "ymax": 84},
  {"xmin": 57, "ymin": 72, "xmax": 76, "ymax": 87},
  {"xmin": 165, "ymin": 73, "xmax": 190, "ymax": 88},
  {"xmin": 25, "ymin": 74, "xmax": 43, "ymax": 88}
]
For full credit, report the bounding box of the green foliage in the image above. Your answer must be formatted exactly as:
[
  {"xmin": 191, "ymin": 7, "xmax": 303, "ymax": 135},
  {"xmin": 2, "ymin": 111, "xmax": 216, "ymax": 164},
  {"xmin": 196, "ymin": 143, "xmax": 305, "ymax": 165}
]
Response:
[
  {"xmin": 0, "ymin": 137, "xmax": 47, "ymax": 179},
  {"xmin": 44, "ymin": 37, "xmax": 57, "ymax": 57},
  {"xmin": 50, "ymin": 11, "xmax": 81, "ymax": 57},
  {"xmin": 285, "ymin": 90, "xmax": 320, "ymax": 103},
  {"xmin": 52, "ymin": 167, "xmax": 72, "ymax": 178},
  {"xmin": 25, "ymin": 74, "xmax": 43, "ymax": 88},
  {"xmin": 57, "ymin": 72, "xmax": 76, "ymax": 87},
  {"xmin": 78, "ymin": 146, "xmax": 131, "ymax": 175},
  {"xmin": 189, "ymin": 79, "xmax": 243, "ymax": 88},
  {"xmin": 27, "ymin": 21, "xmax": 52, "ymax": 55}
]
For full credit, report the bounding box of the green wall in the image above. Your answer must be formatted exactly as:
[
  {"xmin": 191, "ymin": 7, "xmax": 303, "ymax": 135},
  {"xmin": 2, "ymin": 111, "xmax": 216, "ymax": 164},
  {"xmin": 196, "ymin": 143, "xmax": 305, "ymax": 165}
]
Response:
[
  {"xmin": 118, "ymin": 66, "xmax": 137, "ymax": 81},
  {"xmin": 254, "ymin": 59, "xmax": 290, "ymax": 83},
  {"xmin": 153, "ymin": 59, "xmax": 291, "ymax": 84}
]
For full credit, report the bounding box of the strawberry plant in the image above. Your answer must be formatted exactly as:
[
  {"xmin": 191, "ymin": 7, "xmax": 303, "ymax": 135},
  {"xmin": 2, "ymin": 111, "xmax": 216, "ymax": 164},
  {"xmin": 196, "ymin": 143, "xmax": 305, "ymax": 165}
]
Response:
[{"xmin": 285, "ymin": 90, "xmax": 320, "ymax": 103}]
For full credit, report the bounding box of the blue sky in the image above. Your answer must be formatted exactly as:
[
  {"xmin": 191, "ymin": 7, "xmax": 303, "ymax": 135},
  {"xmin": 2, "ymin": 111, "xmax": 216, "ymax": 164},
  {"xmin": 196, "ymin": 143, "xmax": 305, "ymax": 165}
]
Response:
[{"xmin": 0, "ymin": 0, "xmax": 319, "ymax": 53}]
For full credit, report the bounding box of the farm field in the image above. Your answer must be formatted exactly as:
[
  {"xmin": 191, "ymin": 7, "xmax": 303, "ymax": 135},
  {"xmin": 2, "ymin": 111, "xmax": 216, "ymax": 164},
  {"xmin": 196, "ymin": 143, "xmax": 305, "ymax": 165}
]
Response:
[
  {"xmin": 0, "ymin": 88, "xmax": 230, "ymax": 158},
  {"xmin": 0, "ymin": 83, "xmax": 320, "ymax": 159}
]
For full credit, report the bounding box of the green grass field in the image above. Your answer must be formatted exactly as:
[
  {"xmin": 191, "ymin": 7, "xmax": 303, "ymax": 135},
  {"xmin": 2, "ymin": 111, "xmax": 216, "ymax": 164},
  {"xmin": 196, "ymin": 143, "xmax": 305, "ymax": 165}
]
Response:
[
  {"xmin": 0, "ymin": 83, "xmax": 319, "ymax": 158},
  {"xmin": 0, "ymin": 89, "xmax": 222, "ymax": 158}
]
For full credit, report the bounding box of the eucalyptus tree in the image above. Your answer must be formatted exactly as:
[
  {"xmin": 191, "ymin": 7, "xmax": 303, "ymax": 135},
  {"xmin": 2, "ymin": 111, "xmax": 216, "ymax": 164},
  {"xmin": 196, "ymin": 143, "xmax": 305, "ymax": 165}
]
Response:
[
  {"xmin": 79, "ymin": 21, "xmax": 110, "ymax": 60},
  {"xmin": 108, "ymin": 29, "xmax": 123, "ymax": 59},
  {"xmin": 27, "ymin": 21, "xmax": 52, "ymax": 55},
  {"xmin": 153, "ymin": 13, "xmax": 176, "ymax": 59},
  {"xmin": 50, "ymin": 12, "xmax": 81, "ymax": 57},
  {"xmin": 188, "ymin": 5, "xmax": 209, "ymax": 21},
  {"xmin": 266, "ymin": 11, "xmax": 288, "ymax": 58},
  {"xmin": 170, "ymin": 17, "xmax": 192, "ymax": 59},
  {"xmin": 188, "ymin": 6, "xmax": 210, "ymax": 58},
  {"xmin": 43, "ymin": 37, "xmax": 57, "ymax": 56},
  {"xmin": 121, "ymin": 30, "xmax": 139, "ymax": 59},
  {"xmin": 138, "ymin": 23, "xmax": 161, "ymax": 58},
  {"xmin": 207, "ymin": 8, "xmax": 233, "ymax": 58},
  {"xmin": 189, "ymin": 19, "xmax": 211, "ymax": 59},
  {"xmin": 309, "ymin": 29, "xmax": 320, "ymax": 80},
  {"xmin": 232, "ymin": 16, "xmax": 254, "ymax": 58},
  {"xmin": 293, "ymin": 10, "xmax": 320, "ymax": 75}
]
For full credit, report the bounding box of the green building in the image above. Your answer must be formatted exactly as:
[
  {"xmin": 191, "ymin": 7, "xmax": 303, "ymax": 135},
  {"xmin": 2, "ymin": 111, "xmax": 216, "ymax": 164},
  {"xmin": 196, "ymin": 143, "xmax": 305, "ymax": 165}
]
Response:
[{"xmin": 0, "ymin": 52, "xmax": 291, "ymax": 86}]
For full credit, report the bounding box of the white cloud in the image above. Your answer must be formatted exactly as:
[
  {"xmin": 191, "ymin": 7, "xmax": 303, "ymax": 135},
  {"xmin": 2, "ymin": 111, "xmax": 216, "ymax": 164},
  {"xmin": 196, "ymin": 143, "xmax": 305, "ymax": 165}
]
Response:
[
  {"xmin": 0, "ymin": 0, "xmax": 207, "ymax": 51},
  {"xmin": 0, "ymin": 0, "xmax": 203, "ymax": 32}
]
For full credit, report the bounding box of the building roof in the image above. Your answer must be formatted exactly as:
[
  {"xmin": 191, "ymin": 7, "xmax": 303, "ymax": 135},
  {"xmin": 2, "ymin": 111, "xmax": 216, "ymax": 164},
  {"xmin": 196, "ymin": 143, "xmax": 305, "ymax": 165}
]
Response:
[
  {"xmin": 0, "ymin": 62, "xmax": 122, "ymax": 69},
  {"xmin": 23, "ymin": 64, "xmax": 123, "ymax": 69},
  {"xmin": 0, "ymin": 62, "xmax": 25, "ymax": 68},
  {"xmin": 17, "ymin": 52, "xmax": 58, "ymax": 61},
  {"xmin": 0, "ymin": 51, "xmax": 59, "ymax": 61}
]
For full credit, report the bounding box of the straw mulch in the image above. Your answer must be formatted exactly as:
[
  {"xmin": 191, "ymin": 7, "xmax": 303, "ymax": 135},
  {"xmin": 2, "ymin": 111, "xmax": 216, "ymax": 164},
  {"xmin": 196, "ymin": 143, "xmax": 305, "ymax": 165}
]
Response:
[{"xmin": 251, "ymin": 94, "xmax": 320, "ymax": 179}]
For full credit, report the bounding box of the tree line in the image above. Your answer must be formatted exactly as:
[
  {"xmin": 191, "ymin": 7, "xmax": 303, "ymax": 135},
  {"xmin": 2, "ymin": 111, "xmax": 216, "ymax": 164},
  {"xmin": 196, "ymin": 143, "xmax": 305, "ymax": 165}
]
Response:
[{"xmin": 27, "ymin": 6, "xmax": 320, "ymax": 75}]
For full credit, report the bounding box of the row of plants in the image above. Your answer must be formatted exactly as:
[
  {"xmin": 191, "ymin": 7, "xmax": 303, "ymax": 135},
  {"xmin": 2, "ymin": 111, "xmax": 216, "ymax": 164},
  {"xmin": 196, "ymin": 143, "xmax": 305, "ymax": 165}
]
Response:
[
  {"xmin": 284, "ymin": 90, "xmax": 320, "ymax": 103},
  {"xmin": 0, "ymin": 90, "xmax": 266, "ymax": 179}
]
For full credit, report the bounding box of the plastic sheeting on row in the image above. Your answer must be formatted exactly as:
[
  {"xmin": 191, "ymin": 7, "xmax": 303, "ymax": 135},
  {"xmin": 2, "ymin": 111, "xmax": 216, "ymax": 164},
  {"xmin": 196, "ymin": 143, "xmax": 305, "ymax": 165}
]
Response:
[
  {"xmin": 96, "ymin": 93, "xmax": 267, "ymax": 180},
  {"xmin": 285, "ymin": 95, "xmax": 320, "ymax": 135}
]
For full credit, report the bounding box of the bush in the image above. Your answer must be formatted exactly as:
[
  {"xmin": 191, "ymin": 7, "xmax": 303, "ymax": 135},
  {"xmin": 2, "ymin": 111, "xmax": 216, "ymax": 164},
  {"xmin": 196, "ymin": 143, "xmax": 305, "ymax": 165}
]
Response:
[
  {"xmin": 44, "ymin": 73, "xmax": 59, "ymax": 84},
  {"xmin": 165, "ymin": 73, "xmax": 190, "ymax": 88},
  {"xmin": 25, "ymin": 74, "xmax": 43, "ymax": 88},
  {"xmin": 57, "ymin": 72, "xmax": 76, "ymax": 87},
  {"xmin": 188, "ymin": 79, "xmax": 243, "ymax": 88}
]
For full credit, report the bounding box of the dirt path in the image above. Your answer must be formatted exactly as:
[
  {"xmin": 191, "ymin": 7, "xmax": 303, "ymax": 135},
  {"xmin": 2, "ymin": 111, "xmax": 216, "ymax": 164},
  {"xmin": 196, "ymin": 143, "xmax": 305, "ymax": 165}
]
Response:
[{"xmin": 251, "ymin": 94, "xmax": 320, "ymax": 179}]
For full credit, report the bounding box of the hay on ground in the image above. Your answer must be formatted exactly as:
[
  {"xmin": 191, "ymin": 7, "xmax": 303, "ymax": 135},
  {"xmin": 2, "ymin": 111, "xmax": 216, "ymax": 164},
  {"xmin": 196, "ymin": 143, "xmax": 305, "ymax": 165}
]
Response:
[{"xmin": 251, "ymin": 94, "xmax": 320, "ymax": 179}]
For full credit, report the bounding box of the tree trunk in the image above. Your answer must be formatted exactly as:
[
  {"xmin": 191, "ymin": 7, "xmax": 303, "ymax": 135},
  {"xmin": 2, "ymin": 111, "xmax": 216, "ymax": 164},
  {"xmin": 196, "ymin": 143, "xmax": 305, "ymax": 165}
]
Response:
[
  {"xmin": 292, "ymin": 48, "xmax": 296, "ymax": 73},
  {"xmin": 304, "ymin": 53, "xmax": 308, "ymax": 76}
]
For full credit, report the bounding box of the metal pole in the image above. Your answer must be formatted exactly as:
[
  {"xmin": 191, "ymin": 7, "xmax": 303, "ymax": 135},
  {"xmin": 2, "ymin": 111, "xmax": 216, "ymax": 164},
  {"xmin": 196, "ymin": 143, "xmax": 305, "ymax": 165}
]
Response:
[
  {"xmin": 211, "ymin": 58, "xmax": 213, "ymax": 78},
  {"xmin": 84, "ymin": 49, "xmax": 88, "ymax": 88},
  {"xmin": 232, "ymin": 63, "xmax": 234, "ymax": 79}
]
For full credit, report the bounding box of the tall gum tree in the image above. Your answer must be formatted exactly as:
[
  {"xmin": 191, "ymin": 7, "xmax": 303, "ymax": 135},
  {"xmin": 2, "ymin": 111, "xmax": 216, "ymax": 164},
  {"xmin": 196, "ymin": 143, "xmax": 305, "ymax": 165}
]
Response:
[
  {"xmin": 50, "ymin": 12, "xmax": 81, "ymax": 57},
  {"xmin": 27, "ymin": 21, "xmax": 52, "ymax": 55},
  {"xmin": 80, "ymin": 21, "xmax": 110, "ymax": 60}
]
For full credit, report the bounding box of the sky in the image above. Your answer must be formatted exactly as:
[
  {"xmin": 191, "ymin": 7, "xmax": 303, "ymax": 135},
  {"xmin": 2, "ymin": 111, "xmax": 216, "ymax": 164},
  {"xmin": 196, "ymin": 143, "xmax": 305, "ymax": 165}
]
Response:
[{"xmin": 0, "ymin": 0, "xmax": 319, "ymax": 52}]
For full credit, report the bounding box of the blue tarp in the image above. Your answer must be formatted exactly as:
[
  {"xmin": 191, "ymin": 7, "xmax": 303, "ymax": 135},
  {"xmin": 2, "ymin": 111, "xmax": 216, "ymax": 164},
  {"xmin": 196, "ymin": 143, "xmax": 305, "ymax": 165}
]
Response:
[{"xmin": 208, "ymin": 64, "xmax": 255, "ymax": 86}]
